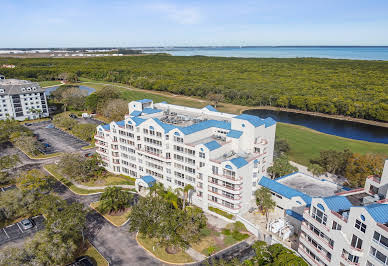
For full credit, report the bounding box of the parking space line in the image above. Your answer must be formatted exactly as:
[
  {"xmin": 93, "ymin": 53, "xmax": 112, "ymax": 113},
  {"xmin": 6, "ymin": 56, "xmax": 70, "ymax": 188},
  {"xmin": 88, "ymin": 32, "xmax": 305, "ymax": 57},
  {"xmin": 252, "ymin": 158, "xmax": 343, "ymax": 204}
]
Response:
[
  {"xmin": 3, "ymin": 228, "xmax": 9, "ymax": 239},
  {"xmin": 16, "ymin": 222, "xmax": 23, "ymax": 233}
]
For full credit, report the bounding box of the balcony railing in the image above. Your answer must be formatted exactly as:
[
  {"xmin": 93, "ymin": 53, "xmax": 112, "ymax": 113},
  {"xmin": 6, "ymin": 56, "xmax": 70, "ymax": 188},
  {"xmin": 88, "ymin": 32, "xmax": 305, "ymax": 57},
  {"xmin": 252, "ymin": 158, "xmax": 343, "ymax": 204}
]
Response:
[
  {"xmin": 299, "ymin": 234, "xmax": 331, "ymax": 263},
  {"xmin": 94, "ymin": 135, "xmax": 105, "ymax": 140},
  {"xmin": 298, "ymin": 246, "xmax": 321, "ymax": 266},
  {"xmin": 208, "ymin": 189, "xmax": 242, "ymax": 201},
  {"xmin": 208, "ymin": 179, "xmax": 242, "ymax": 191},
  {"xmin": 304, "ymin": 209, "xmax": 330, "ymax": 232},
  {"xmin": 341, "ymin": 255, "xmax": 360, "ymax": 266},
  {"xmin": 301, "ymin": 222, "xmax": 333, "ymax": 249},
  {"xmin": 208, "ymin": 198, "xmax": 241, "ymax": 210}
]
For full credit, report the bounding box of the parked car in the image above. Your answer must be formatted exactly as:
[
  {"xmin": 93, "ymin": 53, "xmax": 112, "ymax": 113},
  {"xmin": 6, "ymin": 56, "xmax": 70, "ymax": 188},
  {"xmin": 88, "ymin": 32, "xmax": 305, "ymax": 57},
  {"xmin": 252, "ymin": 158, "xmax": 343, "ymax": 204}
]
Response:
[
  {"xmin": 20, "ymin": 218, "xmax": 34, "ymax": 230},
  {"xmin": 45, "ymin": 124, "xmax": 54, "ymax": 129},
  {"xmin": 25, "ymin": 123, "xmax": 32, "ymax": 126},
  {"xmin": 67, "ymin": 256, "xmax": 94, "ymax": 266},
  {"xmin": 69, "ymin": 114, "xmax": 77, "ymax": 119},
  {"xmin": 84, "ymin": 153, "xmax": 93, "ymax": 157}
]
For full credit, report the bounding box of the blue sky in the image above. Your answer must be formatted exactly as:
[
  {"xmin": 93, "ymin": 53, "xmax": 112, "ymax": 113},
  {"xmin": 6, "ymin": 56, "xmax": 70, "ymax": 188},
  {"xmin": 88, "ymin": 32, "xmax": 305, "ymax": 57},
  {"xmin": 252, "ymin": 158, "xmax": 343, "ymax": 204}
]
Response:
[{"xmin": 1, "ymin": 0, "xmax": 388, "ymax": 47}]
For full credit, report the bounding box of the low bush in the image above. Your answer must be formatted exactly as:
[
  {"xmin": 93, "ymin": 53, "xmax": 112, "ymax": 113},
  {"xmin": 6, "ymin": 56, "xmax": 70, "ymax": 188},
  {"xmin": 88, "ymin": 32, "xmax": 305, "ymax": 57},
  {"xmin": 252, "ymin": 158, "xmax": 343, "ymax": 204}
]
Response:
[
  {"xmin": 221, "ymin": 228, "xmax": 231, "ymax": 235},
  {"xmin": 232, "ymin": 230, "xmax": 249, "ymax": 241},
  {"xmin": 208, "ymin": 206, "xmax": 234, "ymax": 220},
  {"xmin": 233, "ymin": 221, "xmax": 247, "ymax": 232},
  {"xmin": 200, "ymin": 227, "xmax": 211, "ymax": 237}
]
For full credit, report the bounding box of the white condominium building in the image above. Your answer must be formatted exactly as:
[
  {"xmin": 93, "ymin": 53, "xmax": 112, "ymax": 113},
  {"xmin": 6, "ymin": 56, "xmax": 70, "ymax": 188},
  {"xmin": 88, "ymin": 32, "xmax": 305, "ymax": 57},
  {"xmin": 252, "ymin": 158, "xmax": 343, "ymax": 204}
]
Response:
[
  {"xmin": 299, "ymin": 160, "xmax": 388, "ymax": 266},
  {"xmin": 95, "ymin": 99, "xmax": 276, "ymax": 214},
  {"xmin": 0, "ymin": 78, "xmax": 49, "ymax": 121}
]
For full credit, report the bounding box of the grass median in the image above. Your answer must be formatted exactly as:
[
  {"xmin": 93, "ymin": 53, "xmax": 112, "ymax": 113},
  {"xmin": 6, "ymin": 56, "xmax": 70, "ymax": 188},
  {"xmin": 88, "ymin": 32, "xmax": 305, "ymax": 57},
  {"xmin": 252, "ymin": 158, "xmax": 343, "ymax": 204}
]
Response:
[
  {"xmin": 136, "ymin": 234, "xmax": 194, "ymax": 264},
  {"xmin": 90, "ymin": 201, "xmax": 131, "ymax": 227},
  {"xmin": 44, "ymin": 164, "xmax": 105, "ymax": 195}
]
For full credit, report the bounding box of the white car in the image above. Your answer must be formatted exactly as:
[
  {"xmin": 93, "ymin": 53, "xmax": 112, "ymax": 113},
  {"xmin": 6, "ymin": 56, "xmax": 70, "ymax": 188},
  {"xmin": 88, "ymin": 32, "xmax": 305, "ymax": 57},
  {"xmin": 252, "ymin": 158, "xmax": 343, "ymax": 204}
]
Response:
[{"xmin": 20, "ymin": 219, "xmax": 34, "ymax": 230}]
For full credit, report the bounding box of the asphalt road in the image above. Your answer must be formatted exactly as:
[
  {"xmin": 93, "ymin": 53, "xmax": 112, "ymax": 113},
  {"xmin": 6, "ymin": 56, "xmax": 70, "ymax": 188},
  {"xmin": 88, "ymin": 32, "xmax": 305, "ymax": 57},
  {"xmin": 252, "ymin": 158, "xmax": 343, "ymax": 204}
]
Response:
[{"xmin": 50, "ymin": 177, "xmax": 161, "ymax": 266}]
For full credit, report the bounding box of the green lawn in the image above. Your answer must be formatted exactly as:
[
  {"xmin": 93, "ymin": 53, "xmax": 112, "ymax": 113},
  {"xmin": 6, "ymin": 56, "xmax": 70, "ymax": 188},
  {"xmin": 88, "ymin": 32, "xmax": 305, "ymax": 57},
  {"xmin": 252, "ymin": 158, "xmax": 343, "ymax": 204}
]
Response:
[
  {"xmin": 277, "ymin": 123, "xmax": 388, "ymax": 165},
  {"xmin": 79, "ymin": 241, "xmax": 108, "ymax": 266},
  {"xmin": 90, "ymin": 201, "xmax": 131, "ymax": 226},
  {"xmin": 38, "ymin": 80, "xmax": 62, "ymax": 87},
  {"xmin": 44, "ymin": 164, "xmax": 105, "ymax": 195},
  {"xmin": 137, "ymin": 234, "xmax": 194, "ymax": 264}
]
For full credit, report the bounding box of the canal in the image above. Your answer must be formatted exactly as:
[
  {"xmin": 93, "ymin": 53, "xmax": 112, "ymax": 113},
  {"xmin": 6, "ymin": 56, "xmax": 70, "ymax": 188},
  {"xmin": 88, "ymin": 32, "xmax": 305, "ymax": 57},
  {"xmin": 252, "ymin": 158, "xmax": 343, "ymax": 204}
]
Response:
[{"xmin": 244, "ymin": 109, "xmax": 388, "ymax": 144}]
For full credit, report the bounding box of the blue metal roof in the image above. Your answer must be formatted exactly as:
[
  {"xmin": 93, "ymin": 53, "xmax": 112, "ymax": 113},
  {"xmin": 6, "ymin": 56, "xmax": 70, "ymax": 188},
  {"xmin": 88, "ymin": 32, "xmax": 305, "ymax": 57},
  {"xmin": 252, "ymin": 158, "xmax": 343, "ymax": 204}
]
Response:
[
  {"xmin": 234, "ymin": 114, "xmax": 265, "ymax": 127},
  {"xmin": 229, "ymin": 157, "xmax": 249, "ymax": 169},
  {"xmin": 137, "ymin": 99, "xmax": 153, "ymax": 103},
  {"xmin": 286, "ymin": 209, "xmax": 304, "ymax": 221},
  {"xmin": 264, "ymin": 117, "xmax": 277, "ymax": 127},
  {"xmin": 365, "ymin": 204, "xmax": 388, "ymax": 224},
  {"xmin": 180, "ymin": 120, "xmax": 231, "ymax": 135},
  {"xmin": 142, "ymin": 108, "xmax": 162, "ymax": 114},
  {"xmin": 322, "ymin": 196, "xmax": 353, "ymax": 212},
  {"xmin": 160, "ymin": 101, "xmax": 167, "ymax": 104},
  {"xmin": 141, "ymin": 175, "xmax": 156, "ymax": 187},
  {"xmin": 101, "ymin": 124, "xmax": 110, "ymax": 131},
  {"xmin": 226, "ymin": 130, "xmax": 243, "ymax": 139},
  {"xmin": 131, "ymin": 117, "xmax": 146, "ymax": 126},
  {"xmin": 204, "ymin": 140, "xmax": 221, "ymax": 151},
  {"xmin": 130, "ymin": 110, "xmax": 142, "ymax": 117},
  {"xmin": 153, "ymin": 118, "xmax": 177, "ymax": 133},
  {"xmin": 204, "ymin": 105, "xmax": 218, "ymax": 112},
  {"xmin": 259, "ymin": 176, "xmax": 312, "ymax": 205},
  {"xmin": 116, "ymin": 120, "xmax": 125, "ymax": 127}
]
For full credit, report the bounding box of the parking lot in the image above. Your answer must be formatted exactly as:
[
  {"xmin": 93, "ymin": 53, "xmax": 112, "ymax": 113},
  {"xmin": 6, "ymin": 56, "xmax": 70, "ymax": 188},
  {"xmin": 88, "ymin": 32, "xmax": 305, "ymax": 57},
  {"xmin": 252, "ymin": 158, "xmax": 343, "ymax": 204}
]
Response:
[
  {"xmin": 26, "ymin": 121, "xmax": 90, "ymax": 154},
  {"xmin": 0, "ymin": 185, "xmax": 16, "ymax": 192},
  {"xmin": 0, "ymin": 215, "xmax": 45, "ymax": 247}
]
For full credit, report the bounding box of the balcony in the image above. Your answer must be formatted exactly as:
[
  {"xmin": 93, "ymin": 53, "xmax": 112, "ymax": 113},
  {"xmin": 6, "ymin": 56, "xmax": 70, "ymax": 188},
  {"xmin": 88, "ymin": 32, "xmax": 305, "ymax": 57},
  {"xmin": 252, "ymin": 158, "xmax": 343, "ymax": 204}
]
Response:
[
  {"xmin": 304, "ymin": 209, "xmax": 330, "ymax": 232},
  {"xmin": 94, "ymin": 135, "xmax": 105, "ymax": 140},
  {"xmin": 208, "ymin": 198, "xmax": 241, "ymax": 210},
  {"xmin": 208, "ymin": 179, "xmax": 242, "ymax": 192},
  {"xmin": 299, "ymin": 234, "xmax": 331, "ymax": 263},
  {"xmin": 301, "ymin": 222, "xmax": 333, "ymax": 249},
  {"xmin": 341, "ymin": 254, "xmax": 360, "ymax": 266},
  {"xmin": 208, "ymin": 189, "xmax": 242, "ymax": 202},
  {"xmin": 298, "ymin": 247, "xmax": 320, "ymax": 266},
  {"xmin": 211, "ymin": 172, "xmax": 243, "ymax": 183}
]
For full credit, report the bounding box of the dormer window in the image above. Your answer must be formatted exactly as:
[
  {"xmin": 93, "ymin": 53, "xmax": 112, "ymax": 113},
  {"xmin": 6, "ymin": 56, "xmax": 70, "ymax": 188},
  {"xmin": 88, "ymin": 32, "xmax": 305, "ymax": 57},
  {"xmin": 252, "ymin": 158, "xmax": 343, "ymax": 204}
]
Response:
[
  {"xmin": 27, "ymin": 87, "xmax": 31, "ymax": 91},
  {"xmin": 21, "ymin": 88, "xmax": 26, "ymax": 92},
  {"xmin": 32, "ymin": 87, "xmax": 37, "ymax": 91},
  {"xmin": 0, "ymin": 89, "xmax": 4, "ymax": 93}
]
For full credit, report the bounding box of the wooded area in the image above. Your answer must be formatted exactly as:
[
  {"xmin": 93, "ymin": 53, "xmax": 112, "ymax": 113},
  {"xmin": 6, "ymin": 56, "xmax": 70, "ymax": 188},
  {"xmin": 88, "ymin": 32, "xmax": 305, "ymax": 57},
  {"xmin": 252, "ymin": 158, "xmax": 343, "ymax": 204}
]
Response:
[{"xmin": 0, "ymin": 55, "xmax": 387, "ymax": 121}]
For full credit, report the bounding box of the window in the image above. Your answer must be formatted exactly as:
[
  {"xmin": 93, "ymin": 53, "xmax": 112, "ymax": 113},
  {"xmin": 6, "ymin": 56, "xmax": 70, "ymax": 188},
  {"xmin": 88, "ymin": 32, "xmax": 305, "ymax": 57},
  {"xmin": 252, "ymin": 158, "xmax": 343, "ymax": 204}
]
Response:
[
  {"xmin": 199, "ymin": 152, "xmax": 205, "ymax": 159},
  {"xmin": 332, "ymin": 221, "xmax": 342, "ymax": 230},
  {"xmin": 374, "ymin": 232, "xmax": 388, "ymax": 249},
  {"xmin": 351, "ymin": 235, "xmax": 363, "ymax": 250},
  {"xmin": 355, "ymin": 219, "xmax": 366, "ymax": 233},
  {"xmin": 212, "ymin": 166, "xmax": 218, "ymax": 175},
  {"xmin": 370, "ymin": 247, "xmax": 388, "ymax": 265},
  {"xmin": 342, "ymin": 249, "xmax": 359, "ymax": 263},
  {"xmin": 312, "ymin": 206, "xmax": 327, "ymax": 225}
]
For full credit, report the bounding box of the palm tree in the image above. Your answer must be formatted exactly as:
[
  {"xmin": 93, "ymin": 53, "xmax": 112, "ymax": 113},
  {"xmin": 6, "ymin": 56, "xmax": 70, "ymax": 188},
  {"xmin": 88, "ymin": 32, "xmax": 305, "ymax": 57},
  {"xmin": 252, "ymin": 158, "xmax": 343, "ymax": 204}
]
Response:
[
  {"xmin": 183, "ymin": 184, "xmax": 194, "ymax": 210},
  {"xmin": 163, "ymin": 188, "xmax": 179, "ymax": 209},
  {"xmin": 255, "ymin": 187, "xmax": 276, "ymax": 224},
  {"xmin": 149, "ymin": 182, "xmax": 164, "ymax": 197}
]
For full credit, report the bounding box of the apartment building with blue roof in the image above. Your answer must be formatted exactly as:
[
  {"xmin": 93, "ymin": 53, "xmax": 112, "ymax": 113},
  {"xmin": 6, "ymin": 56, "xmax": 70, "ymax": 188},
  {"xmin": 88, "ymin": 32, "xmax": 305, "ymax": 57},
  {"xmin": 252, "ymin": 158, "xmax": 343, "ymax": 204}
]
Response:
[{"xmin": 95, "ymin": 99, "xmax": 276, "ymax": 215}]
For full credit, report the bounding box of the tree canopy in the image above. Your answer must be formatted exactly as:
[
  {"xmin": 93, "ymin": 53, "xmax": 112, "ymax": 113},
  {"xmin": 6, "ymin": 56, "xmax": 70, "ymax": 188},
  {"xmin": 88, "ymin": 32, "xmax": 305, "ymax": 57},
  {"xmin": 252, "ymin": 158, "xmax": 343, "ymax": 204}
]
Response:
[{"xmin": 0, "ymin": 56, "xmax": 387, "ymax": 121}]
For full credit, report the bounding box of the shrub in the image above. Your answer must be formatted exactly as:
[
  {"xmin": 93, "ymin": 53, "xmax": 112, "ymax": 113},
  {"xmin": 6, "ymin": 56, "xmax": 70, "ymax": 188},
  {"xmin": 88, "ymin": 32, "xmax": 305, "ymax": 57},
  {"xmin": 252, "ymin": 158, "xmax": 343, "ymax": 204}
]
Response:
[
  {"xmin": 200, "ymin": 227, "xmax": 211, "ymax": 237},
  {"xmin": 221, "ymin": 228, "xmax": 231, "ymax": 235},
  {"xmin": 208, "ymin": 206, "xmax": 234, "ymax": 220},
  {"xmin": 233, "ymin": 221, "xmax": 247, "ymax": 232},
  {"xmin": 232, "ymin": 230, "xmax": 249, "ymax": 241}
]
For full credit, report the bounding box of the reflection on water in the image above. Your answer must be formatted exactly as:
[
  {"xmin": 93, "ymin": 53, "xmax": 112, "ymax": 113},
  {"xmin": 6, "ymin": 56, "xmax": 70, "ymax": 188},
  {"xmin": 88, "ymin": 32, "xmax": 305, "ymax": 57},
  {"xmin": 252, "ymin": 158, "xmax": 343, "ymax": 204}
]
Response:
[
  {"xmin": 45, "ymin": 85, "xmax": 96, "ymax": 96},
  {"xmin": 244, "ymin": 109, "xmax": 388, "ymax": 144}
]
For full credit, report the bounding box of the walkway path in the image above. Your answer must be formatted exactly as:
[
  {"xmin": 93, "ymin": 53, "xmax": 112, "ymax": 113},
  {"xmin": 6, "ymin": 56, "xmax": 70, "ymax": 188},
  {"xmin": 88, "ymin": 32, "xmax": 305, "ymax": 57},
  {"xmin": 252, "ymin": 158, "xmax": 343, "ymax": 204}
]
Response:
[{"xmin": 186, "ymin": 248, "xmax": 206, "ymax": 262}]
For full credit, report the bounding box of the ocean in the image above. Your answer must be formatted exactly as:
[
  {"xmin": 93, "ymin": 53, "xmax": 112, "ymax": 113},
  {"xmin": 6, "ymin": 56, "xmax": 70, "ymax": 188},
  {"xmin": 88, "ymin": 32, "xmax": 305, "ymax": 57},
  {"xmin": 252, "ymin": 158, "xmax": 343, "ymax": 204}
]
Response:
[{"xmin": 142, "ymin": 46, "xmax": 388, "ymax": 60}]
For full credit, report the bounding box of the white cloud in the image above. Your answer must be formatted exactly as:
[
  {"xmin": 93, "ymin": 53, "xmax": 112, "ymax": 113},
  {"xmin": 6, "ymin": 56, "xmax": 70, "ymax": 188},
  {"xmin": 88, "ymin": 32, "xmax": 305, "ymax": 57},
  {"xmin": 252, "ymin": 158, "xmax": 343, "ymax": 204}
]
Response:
[{"xmin": 148, "ymin": 3, "xmax": 201, "ymax": 25}]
